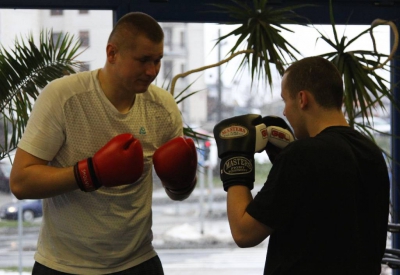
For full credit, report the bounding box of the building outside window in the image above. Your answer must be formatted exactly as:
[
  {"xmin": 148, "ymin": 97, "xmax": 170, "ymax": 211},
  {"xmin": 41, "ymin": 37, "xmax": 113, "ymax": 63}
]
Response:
[
  {"xmin": 79, "ymin": 31, "xmax": 90, "ymax": 47},
  {"xmin": 80, "ymin": 62, "xmax": 90, "ymax": 72},
  {"xmin": 180, "ymin": 30, "xmax": 185, "ymax": 48},
  {"xmin": 50, "ymin": 10, "xmax": 63, "ymax": 16},
  {"xmin": 51, "ymin": 32, "xmax": 63, "ymax": 45},
  {"xmin": 163, "ymin": 27, "xmax": 172, "ymax": 50},
  {"xmin": 163, "ymin": 60, "xmax": 173, "ymax": 82}
]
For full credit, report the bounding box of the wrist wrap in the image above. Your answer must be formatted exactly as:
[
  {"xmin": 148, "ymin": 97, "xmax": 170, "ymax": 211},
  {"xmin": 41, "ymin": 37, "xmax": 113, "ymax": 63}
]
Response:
[
  {"xmin": 74, "ymin": 158, "xmax": 102, "ymax": 192},
  {"xmin": 220, "ymin": 153, "xmax": 255, "ymax": 191}
]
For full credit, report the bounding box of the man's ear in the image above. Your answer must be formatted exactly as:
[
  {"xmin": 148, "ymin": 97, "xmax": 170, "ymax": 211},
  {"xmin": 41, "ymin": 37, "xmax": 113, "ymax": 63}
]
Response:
[
  {"xmin": 298, "ymin": 90, "xmax": 309, "ymax": 109},
  {"xmin": 106, "ymin": 44, "xmax": 117, "ymax": 64}
]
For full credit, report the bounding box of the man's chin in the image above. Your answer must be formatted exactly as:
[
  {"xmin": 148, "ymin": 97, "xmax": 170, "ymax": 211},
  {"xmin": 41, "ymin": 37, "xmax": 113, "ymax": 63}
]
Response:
[
  {"xmin": 134, "ymin": 81, "xmax": 153, "ymax": 93},
  {"xmin": 133, "ymin": 85, "xmax": 151, "ymax": 94},
  {"xmin": 134, "ymin": 89, "xmax": 148, "ymax": 94}
]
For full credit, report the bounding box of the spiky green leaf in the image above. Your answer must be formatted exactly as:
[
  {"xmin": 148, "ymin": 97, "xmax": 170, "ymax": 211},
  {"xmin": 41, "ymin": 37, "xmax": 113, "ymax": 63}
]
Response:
[{"xmin": 0, "ymin": 29, "xmax": 83, "ymax": 159}]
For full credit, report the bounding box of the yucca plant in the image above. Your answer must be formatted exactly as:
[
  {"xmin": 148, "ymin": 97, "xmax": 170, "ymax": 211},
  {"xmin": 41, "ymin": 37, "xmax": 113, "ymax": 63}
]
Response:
[
  {"xmin": 315, "ymin": 0, "xmax": 398, "ymax": 138},
  {"xmin": 170, "ymin": 77, "xmax": 211, "ymax": 142},
  {"xmin": 169, "ymin": 0, "xmax": 312, "ymax": 143},
  {"xmin": 208, "ymin": 0, "xmax": 312, "ymax": 87},
  {"xmin": 0, "ymin": 29, "xmax": 82, "ymax": 160}
]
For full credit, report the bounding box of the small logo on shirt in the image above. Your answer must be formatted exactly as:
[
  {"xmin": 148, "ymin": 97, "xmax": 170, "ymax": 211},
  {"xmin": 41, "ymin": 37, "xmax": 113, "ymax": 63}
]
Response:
[{"xmin": 139, "ymin": 127, "xmax": 146, "ymax": 135}]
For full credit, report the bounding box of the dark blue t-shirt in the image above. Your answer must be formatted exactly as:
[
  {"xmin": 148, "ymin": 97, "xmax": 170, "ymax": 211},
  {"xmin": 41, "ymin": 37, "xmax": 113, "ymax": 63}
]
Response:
[{"xmin": 247, "ymin": 126, "xmax": 389, "ymax": 275}]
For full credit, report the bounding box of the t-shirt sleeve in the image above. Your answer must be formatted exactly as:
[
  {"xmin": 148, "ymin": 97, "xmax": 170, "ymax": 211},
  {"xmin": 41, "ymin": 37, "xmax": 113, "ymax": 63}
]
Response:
[
  {"xmin": 154, "ymin": 85, "xmax": 183, "ymax": 141},
  {"xmin": 246, "ymin": 145, "xmax": 306, "ymax": 230},
  {"xmin": 169, "ymin": 97, "xmax": 183, "ymax": 139},
  {"xmin": 17, "ymin": 80, "xmax": 66, "ymax": 161}
]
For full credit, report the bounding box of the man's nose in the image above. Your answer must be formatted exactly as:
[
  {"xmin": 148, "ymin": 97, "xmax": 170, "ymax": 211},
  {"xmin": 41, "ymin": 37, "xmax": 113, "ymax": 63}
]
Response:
[{"xmin": 145, "ymin": 63, "xmax": 158, "ymax": 76}]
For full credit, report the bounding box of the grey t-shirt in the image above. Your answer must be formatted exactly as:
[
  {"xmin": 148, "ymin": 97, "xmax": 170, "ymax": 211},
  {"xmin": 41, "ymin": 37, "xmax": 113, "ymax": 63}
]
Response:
[{"xmin": 18, "ymin": 69, "xmax": 183, "ymax": 274}]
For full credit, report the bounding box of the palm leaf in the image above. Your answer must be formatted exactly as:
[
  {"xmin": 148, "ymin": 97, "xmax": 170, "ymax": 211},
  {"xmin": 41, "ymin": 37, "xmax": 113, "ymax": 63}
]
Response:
[
  {"xmin": 183, "ymin": 125, "xmax": 211, "ymax": 144},
  {"xmin": 173, "ymin": 79, "xmax": 210, "ymax": 142},
  {"xmin": 208, "ymin": 0, "xmax": 313, "ymax": 87},
  {"xmin": 0, "ymin": 29, "xmax": 82, "ymax": 159},
  {"xmin": 316, "ymin": 0, "xmax": 398, "ymax": 138}
]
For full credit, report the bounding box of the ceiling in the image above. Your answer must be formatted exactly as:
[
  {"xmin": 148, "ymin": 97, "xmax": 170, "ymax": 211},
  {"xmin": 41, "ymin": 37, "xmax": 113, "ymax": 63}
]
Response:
[{"xmin": 0, "ymin": 0, "xmax": 399, "ymax": 25}]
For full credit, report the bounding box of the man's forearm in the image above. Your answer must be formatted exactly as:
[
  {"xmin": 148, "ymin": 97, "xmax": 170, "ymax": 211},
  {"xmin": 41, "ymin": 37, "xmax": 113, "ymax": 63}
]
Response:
[
  {"xmin": 227, "ymin": 185, "xmax": 254, "ymax": 246},
  {"xmin": 227, "ymin": 185, "xmax": 272, "ymax": 247},
  {"xmin": 10, "ymin": 149, "xmax": 78, "ymax": 199}
]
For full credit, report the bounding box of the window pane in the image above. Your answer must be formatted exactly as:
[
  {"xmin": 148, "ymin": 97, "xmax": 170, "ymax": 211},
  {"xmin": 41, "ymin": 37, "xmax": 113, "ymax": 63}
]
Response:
[
  {"xmin": 79, "ymin": 30, "xmax": 89, "ymax": 47},
  {"xmin": 0, "ymin": 9, "xmax": 391, "ymax": 275},
  {"xmin": 50, "ymin": 10, "xmax": 63, "ymax": 16}
]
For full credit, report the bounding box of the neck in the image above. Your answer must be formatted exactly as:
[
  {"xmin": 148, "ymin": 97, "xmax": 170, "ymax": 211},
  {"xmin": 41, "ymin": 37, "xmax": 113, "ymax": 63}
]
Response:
[
  {"xmin": 98, "ymin": 68, "xmax": 136, "ymax": 114},
  {"xmin": 307, "ymin": 110, "xmax": 349, "ymax": 137}
]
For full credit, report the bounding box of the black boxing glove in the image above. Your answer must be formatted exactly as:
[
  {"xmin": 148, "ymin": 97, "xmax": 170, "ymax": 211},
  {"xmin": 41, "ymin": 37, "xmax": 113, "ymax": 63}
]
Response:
[{"xmin": 213, "ymin": 114, "xmax": 268, "ymax": 191}]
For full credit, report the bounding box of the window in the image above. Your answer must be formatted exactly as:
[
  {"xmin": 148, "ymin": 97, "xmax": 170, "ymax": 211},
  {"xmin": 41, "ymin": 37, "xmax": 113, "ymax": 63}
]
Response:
[
  {"xmin": 79, "ymin": 31, "xmax": 90, "ymax": 47},
  {"xmin": 50, "ymin": 10, "xmax": 63, "ymax": 16},
  {"xmin": 52, "ymin": 32, "xmax": 63, "ymax": 46},
  {"xmin": 180, "ymin": 30, "xmax": 185, "ymax": 48},
  {"xmin": 0, "ymin": 7, "xmax": 394, "ymax": 274},
  {"xmin": 80, "ymin": 62, "xmax": 90, "ymax": 72},
  {"xmin": 164, "ymin": 27, "xmax": 172, "ymax": 50},
  {"xmin": 163, "ymin": 60, "xmax": 173, "ymax": 81}
]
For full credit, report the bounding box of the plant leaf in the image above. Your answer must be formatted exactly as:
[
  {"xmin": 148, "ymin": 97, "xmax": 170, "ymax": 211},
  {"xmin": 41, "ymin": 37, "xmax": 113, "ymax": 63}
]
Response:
[
  {"xmin": 208, "ymin": 0, "xmax": 314, "ymax": 87},
  {"xmin": 0, "ymin": 29, "xmax": 83, "ymax": 159}
]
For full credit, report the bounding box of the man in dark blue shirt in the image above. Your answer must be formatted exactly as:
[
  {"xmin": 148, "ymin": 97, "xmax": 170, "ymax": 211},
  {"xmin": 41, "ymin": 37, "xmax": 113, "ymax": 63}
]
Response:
[{"xmin": 214, "ymin": 56, "xmax": 389, "ymax": 275}]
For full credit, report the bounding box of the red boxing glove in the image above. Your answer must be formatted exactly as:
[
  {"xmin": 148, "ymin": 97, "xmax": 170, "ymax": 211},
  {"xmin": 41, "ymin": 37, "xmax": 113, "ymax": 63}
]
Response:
[
  {"xmin": 153, "ymin": 137, "xmax": 198, "ymax": 201},
  {"xmin": 74, "ymin": 133, "xmax": 144, "ymax": 192}
]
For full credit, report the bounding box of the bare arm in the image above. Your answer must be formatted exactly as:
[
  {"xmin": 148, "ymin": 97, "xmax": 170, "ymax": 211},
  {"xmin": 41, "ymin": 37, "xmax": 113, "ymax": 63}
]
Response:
[
  {"xmin": 227, "ymin": 185, "xmax": 273, "ymax": 248},
  {"xmin": 10, "ymin": 148, "xmax": 79, "ymax": 199}
]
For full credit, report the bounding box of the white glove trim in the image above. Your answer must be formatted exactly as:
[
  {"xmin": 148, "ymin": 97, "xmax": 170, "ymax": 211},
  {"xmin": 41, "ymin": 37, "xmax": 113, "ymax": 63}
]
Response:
[
  {"xmin": 255, "ymin": 123, "xmax": 268, "ymax": 152},
  {"xmin": 267, "ymin": 126, "xmax": 295, "ymax": 148}
]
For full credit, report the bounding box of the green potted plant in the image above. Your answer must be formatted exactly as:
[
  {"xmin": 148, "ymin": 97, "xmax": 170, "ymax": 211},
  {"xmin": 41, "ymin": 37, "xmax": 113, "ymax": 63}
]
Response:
[
  {"xmin": 170, "ymin": 0, "xmax": 311, "ymax": 142},
  {"xmin": 313, "ymin": 0, "xmax": 398, "ymax": 159},
  {"xmin": 207, "ymin": 0, "xmax": 311, "ymax": 87},
  {"xmin": 316, "ymin": 0, "xmax": 398, "ymax": 129},
  {"xmin": 170, "ymin": 0, "xmax": 397, "ymax": 153},
  {"xmin": 0, "ymin": 29, "xmax": 82, "ymax": 160}
]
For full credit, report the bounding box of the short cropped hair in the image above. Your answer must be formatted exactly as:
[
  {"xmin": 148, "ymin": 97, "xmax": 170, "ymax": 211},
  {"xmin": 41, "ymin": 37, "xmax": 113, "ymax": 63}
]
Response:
[
  {"xmin": 284, "ymin": 56, "xmax": 344, "ymax": 110},
  {"xmin": 108, "ymin": 12, "xmax": 164, "ymax": 49}
]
